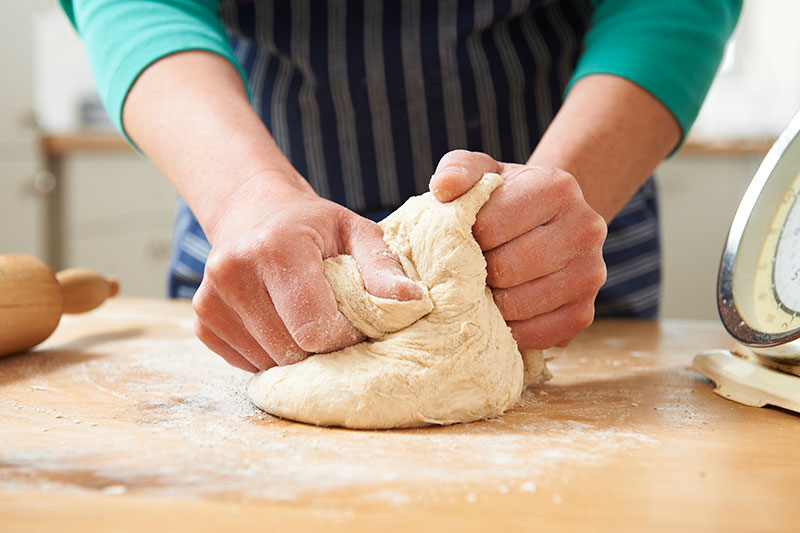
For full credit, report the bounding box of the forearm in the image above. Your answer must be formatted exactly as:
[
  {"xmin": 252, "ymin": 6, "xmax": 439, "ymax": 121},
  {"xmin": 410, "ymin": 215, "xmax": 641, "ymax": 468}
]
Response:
[
  {"xmin": 528, "ymin": 74, "xmax": 680, "ymax": 222},
  {"xmin": 122, "ymin": 50, "xmax": 314, "ymax": 242}
]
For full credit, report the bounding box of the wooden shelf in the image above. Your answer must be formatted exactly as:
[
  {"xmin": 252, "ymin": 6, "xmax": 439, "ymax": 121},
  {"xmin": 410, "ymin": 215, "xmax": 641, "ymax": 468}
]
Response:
[
  {"xmin": 679, "ymin": 138, "xmax": 775, "ymax": 156},
  {"xmin": 39, "ymin": 132, "xmax": 130, "ymax": 156},
  {"xmin": 37, "ymin": 131, "xmax": 776, "ymax": 158}
]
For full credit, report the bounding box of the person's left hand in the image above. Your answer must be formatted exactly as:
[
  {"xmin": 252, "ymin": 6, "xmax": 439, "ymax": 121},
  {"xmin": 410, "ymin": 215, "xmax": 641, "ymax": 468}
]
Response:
[{"xmin": 429, "ymin": 150, "xmax": 607, "ymax": 349}]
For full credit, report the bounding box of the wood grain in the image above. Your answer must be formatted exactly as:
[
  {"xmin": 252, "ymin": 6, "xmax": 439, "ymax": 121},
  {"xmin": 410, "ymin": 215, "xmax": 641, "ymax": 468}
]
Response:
[{"xmin": 1, "ymin": 298, "xmax": 799, "ymax": 532}]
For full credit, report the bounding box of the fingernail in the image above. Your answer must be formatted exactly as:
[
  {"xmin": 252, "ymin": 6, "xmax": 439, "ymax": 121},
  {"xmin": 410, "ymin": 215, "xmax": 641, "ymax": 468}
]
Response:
[{"xmin": 433, "ymin": 165, "xmax": 466, "ymax": 179}]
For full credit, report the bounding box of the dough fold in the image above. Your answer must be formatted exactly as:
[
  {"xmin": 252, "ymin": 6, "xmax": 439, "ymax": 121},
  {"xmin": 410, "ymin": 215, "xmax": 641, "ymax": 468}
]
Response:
[{"xmin": 248, "ymin": 173, "xmax": 548, "ymax": 429}]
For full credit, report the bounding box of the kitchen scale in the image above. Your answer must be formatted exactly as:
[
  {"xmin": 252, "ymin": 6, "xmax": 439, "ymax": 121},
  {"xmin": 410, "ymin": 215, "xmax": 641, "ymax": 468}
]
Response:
[{"xmin": 692, "ymin": 110, "xmax": 800, "ymax": 413}]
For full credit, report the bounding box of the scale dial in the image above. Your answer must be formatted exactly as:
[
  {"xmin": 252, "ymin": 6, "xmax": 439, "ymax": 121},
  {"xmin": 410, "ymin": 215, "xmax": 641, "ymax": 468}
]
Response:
[
  {"xmin": 750, "ymin": 171, "xmax": 800, "ymax": 333},
  {"xmin": 772, "ymin": 188, "xmax": 800, "ymax": 314},
  {"xmin": 719, "ymin": 110, "xmax": 800, "ymax": 360}
]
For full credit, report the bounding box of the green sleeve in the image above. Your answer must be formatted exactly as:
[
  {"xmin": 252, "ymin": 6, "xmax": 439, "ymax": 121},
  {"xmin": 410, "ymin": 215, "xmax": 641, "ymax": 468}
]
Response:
[
  {"xmin": 570, "ymin": 0, "xmax": 742, "ymax": 143},
  {"xmin": 59, "ymin": 0, "xmax": 248, "ymax": 143}
]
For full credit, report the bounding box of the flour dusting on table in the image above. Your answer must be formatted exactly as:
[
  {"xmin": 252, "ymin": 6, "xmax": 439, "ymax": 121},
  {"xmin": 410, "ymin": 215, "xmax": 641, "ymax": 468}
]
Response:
[{"xmin": 1, "ymin": 301, "xmax": 711, "ymax": 506}]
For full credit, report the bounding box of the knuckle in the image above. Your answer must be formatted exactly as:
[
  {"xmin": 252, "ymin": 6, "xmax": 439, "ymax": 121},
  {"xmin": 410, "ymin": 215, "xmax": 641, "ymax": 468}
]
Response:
[
  {"xmin": 589, "ymin": 214, "xmax": 608, "ymax": 243},
  {"xmin": 570, "ymin": 303, "xmax": 595, "ymax": 332},
  {"xmin": 193, "ymin": 320, "xmax": 215, "ymax": 345},
  {"xmin": 256, "ymin": 229, "xmax": 293, "ymax": 266},
  {"xmin": 592, "ymin": 258, "xmax": 608, "ymax": 288},
  {"xmin": 191, "ymin": 284, "xmax": 214, "ymax": 319},
  {"xmin": 550, "ymin": 168, "xmax": 579, "ymax": 197},
  {"xmin": 585, "ymin": 263, "xmax": 607, "ymax": 292},
  {"xmin": 576, "ymin": 213, "xmax": 607, "ymax": 250},
  {"xmin": 204, "ymin": 249, "xmax": 249, "ymax": 287}
]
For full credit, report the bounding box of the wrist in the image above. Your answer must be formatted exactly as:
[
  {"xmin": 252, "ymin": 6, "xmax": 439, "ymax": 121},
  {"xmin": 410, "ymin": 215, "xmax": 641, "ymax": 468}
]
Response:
[
  {"xmin": 529, "ymin": 74, "xmax": 679, "ymax": 222},
  {"xmin": 201, "ymin": 168, "xmax": 317, "ymax": 245}
]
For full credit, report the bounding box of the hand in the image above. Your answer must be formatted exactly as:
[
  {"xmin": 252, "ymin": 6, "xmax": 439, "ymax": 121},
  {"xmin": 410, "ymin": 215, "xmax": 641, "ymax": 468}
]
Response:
[
  {"xmin": 192, "ymin": 171, "xmax": 423, "ymax": 372},
  {"xmin": 430, "ymin": 150, "xmax": 607, "ymax": 349}
]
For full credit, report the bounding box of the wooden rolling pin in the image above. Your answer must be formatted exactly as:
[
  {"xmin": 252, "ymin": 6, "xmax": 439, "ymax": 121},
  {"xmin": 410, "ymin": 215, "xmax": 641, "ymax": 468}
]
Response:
[{"xmin": 0, "ymin": 254, "xmax": 119, "ymax": 358}]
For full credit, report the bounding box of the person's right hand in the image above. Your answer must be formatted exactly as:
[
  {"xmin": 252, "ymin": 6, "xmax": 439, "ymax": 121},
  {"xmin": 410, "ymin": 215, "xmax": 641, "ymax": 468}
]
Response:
[{"xmin": 191, "ymin": 171, "xmax": 424, "ymax": 372}]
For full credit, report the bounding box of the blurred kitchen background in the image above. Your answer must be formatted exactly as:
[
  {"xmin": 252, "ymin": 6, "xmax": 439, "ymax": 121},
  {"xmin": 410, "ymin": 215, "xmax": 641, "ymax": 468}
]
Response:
[{"xmin": 2, "ymin": 1, "xmax": 799, "ymax": 320}]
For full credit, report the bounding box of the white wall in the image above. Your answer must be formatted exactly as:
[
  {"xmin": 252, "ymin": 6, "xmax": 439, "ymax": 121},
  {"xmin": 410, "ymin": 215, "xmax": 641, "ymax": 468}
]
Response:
[
  {"xmin": 0, "ymin": 1, "xmax": 176, "ymax": 298},
  {"xmin": 0, "ymin": 2, "xmax": 44, "ymax": 258},
  {"xmin": 657, "ymin": 153, "xmax": 763, "ymax": 320},
  {"xmin": 691, "ymin": 0, "xmax": 800, "ymax": 142}
]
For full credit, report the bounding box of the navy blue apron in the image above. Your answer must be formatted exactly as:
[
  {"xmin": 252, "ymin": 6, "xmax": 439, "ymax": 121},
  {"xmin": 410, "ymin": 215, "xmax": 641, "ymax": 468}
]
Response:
[{"xmin": 169, "ymin": 0, "xmax": 661, "ymax": 319}]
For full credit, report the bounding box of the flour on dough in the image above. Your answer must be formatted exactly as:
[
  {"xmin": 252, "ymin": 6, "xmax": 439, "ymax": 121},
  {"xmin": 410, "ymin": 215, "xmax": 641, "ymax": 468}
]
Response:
[{"xmin": 247, "ymin": 173, "xmax": 548, "ymax": 429}]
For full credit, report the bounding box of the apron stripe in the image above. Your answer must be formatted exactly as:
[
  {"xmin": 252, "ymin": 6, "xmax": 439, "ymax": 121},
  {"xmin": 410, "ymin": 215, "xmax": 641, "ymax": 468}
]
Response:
[
  {"xmin": 492, "ymin": 0, "xmax": 532, "ymax": 163},
  {"xmin": 467, "ymin": 0, "xmax": 503, "ymax": 159},
  {"xmin": 437, "ymin": 0, "xmax": 469, "ymax": 152},
  {"xmin": 383, "ymin": 1, "xmax": 418, "ymax": 201},
  {"xmin": 455, "ymin": 2, "xmax": 483, "ymax": 152},
  {"xmin": 419, "ymin": 1, "xmax": 449, "ymax": 175},
  {"xmin": 518, "ymin": 8, "xmax": 555, "ymax": 137},
  {"xmin": 364, "ymin": 1, "xmax": 400, "ymax": 206},
  {"xmin": 344, "ymin": 0, "xmax": 381, "ymax": 209},
  {"xmin": 400, "ymin": 0, "xmax": 435, "ymax": 194},
  {"xmin": 308, "ymin": 2, "xmax": 348, "ymax": 204},
  {"xmin": 328, "ymin": 1, "xmax": 365, "ymax": 210},
  {"xmin": 288, "ymin": 0, "xmax": 329, "ymax": 198}
]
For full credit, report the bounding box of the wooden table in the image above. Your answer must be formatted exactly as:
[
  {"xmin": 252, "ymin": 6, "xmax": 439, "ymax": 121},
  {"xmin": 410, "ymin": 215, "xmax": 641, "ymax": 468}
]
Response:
[{"xmin": 2, "ymin": 298, "xmax": 798, "ymax": 532}]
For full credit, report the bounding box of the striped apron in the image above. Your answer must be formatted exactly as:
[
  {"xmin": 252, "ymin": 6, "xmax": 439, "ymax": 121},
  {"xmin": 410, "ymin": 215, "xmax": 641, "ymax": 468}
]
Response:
[{"xmin": 169, "ymin": 0, "xmax": 661, "ymax": 319}]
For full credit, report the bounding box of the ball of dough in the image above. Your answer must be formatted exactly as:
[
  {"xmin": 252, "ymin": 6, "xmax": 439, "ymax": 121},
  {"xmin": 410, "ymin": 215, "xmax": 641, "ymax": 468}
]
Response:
[{"xmin": 247, "ymin": 173, "xmax": 548, "ymax": 429}]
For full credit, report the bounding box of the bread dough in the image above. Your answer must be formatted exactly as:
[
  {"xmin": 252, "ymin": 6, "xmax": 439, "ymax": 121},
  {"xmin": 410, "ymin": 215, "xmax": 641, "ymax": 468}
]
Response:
[{"xmin": 247, "ymin": 173, "xmax": 548, "ymax": 429}]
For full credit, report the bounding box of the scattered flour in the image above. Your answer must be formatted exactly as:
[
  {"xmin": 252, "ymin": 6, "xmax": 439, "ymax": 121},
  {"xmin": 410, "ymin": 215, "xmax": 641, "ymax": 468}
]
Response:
[{"xmin": 0, "ymin": 302, "xmax": 689, "ymax": 507}]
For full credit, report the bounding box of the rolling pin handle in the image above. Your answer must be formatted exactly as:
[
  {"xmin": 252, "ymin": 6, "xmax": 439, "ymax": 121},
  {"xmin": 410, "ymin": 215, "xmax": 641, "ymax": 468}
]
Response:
[{"xmin": 56, "ymin": 268, "xmax": 120, "ymax": 315}]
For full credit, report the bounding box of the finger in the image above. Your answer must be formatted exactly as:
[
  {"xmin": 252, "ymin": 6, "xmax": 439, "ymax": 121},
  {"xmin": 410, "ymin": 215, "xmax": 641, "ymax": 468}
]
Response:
[
  {"xmin": 485, "ymin": 204, "xmax": 606, "ymax": 289},
  {"xmin": 193, "ymin": 320, "xmax": 260, "ymax": 373},
  {"xmin": 192, "ymin": 281, "xmax": 284, "ymax": 369},
  {"xmin": 508, "ymin": 301, "xmax": 596, "ymax": 350},
  {"xmin": 474, "ymin": 166, "xmax": 579, "ymax": 251},
  {"xmin": 430, "ymin": 150, "xmax": 501, "ymax": 202},
  {"xmin": 493, "ymin": 255, "xmax": 606, "ymax": 321},
  {"xmin": 485, "ymin": 223, "xmax": 575, "ymax": 289},
  {"xmin": 260, "ymin": 235, "xmax": 365, "ymax": 354},
  {"xmin": 344, "ymin": 215, "xmax": 423, "ymax": 301}
]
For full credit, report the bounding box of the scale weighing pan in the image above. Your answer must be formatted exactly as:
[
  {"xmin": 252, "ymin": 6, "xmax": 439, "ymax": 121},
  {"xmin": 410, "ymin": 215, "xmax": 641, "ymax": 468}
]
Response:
[{"xmin": 693, "ymin": 109, "xmax": 800, "ymax": 413}]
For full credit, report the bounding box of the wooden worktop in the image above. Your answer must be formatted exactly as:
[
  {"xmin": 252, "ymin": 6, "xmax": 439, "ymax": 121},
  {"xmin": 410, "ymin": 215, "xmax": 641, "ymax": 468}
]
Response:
[{"xmin": 1, "ymin": 298, "xmax": 798, "ymax": 532}]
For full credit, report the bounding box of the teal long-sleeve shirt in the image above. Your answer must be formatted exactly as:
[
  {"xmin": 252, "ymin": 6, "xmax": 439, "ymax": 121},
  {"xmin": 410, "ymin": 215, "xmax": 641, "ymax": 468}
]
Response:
[{"xmin": 60, "ymin": 0, "xmax": 741, "ymax": 146}]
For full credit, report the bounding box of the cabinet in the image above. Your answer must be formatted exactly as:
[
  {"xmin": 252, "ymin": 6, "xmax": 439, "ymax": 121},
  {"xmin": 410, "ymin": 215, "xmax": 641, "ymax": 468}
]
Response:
[
  {"xmin": 39, "ymin": 136, "xmax": 176, "ymax": 298},
  {"xmin": 657, "ymin": 143, "xmax": 768, "ymax": 320}
]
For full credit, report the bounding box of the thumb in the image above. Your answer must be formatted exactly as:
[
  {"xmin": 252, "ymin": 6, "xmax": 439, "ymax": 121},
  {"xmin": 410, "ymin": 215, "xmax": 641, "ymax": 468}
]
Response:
[
  {"xmin": 344, "ymin": 216, "xmax": 424, "ymax": 301},
  {"xmin": 430, "ymin": 150, "xmax": 501, "ymax": 202}
]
